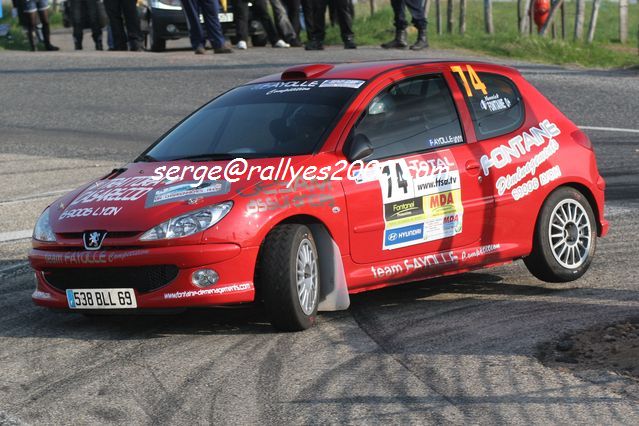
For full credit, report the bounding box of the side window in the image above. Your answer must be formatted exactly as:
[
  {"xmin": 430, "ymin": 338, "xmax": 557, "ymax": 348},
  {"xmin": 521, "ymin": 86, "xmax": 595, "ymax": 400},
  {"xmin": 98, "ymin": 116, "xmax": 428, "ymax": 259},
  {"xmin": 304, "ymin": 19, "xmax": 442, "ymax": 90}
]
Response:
[
  {"xmin": 353, "ymin": 75, "xmax": 464, "ymax": 160},
  {"xmin": 452, "ymin": 69, "xmax": 524, "ymax": 140}
]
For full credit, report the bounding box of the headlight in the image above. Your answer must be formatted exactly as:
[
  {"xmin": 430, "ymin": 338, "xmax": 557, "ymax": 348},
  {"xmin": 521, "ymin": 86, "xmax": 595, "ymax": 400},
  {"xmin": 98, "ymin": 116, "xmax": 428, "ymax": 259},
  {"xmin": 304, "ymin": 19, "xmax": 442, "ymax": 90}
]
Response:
[
  {"xmin": 150, "ymin": 0, "xmax": 182, "ymax": 10},
  {"xmin": 140, "ymin": 202, "xmax": 233, "ymax": 241},
  {"xmin": 33, "ymin": 207, "xmax": 56, "ymax": 242}
]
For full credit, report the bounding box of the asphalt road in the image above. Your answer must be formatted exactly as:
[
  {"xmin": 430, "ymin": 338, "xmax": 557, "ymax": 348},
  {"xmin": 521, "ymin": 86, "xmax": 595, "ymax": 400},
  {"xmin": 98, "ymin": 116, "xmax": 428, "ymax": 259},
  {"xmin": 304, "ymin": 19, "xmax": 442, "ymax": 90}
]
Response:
[{"xmin": 1, "ymin": 35, "xmax": 638, "ymax": 424}]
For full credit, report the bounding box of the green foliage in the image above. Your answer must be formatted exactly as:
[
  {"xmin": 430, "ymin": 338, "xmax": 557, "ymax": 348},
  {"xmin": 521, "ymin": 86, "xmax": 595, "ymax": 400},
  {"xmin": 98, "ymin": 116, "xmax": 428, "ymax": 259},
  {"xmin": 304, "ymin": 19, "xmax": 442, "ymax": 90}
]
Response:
[{"xmin": 324, "ymin": 0, "xmax": 638, "ymax": 68}]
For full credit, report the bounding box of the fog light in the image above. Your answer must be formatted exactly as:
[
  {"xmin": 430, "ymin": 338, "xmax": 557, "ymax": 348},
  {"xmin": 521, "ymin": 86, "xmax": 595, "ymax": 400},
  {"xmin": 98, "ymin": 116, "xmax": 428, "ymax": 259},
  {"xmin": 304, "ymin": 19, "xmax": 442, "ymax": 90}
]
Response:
[
  {"xmin": 192, "ymin": 269, "xmax": 219, "ymax": 287},
  {"xmin": 166, "ymin": 24, "xmax": 177, "ymax": 33}
]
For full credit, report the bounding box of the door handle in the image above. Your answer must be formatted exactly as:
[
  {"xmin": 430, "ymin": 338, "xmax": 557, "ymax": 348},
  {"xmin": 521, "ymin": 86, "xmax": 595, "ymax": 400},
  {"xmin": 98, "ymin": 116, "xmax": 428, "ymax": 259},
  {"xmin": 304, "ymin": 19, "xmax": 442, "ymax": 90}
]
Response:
[{"xmin": 465, "ymin": 161, "xmax": 481, "ymax": 172}]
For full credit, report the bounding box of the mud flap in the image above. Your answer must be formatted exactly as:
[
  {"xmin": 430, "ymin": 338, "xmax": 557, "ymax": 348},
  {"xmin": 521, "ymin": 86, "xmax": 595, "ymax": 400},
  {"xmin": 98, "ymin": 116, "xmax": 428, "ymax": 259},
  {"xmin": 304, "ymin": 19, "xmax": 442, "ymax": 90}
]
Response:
[{"xmin": 309, "ymin": 224, "xmax": 350, "ymax": 311}]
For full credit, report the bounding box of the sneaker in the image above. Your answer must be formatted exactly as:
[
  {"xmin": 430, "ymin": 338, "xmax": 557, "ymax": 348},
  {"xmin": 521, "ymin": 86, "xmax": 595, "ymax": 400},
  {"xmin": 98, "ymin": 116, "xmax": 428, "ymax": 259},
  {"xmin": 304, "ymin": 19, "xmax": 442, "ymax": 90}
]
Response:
[
  {"xmin": 236, "ymin": 40, "xmax": 247, "ymax": 50},
  {"xmin": 274, "ymin": 39, "xmax": 290, "ymax": 48},
  {"xmin": 44, "ymin": 44, "xmax": 60, "ymax": 51},
  {"xmin": 214, "ymin": 46, "xmax": 233, "ymax": 54},
  {"xmin": 344, "ymin": 39, "xmax": 357, "ymax": 49},
  {"xmin": 194, "ymin": 45, "xmax": 205, "ymax": 54}
]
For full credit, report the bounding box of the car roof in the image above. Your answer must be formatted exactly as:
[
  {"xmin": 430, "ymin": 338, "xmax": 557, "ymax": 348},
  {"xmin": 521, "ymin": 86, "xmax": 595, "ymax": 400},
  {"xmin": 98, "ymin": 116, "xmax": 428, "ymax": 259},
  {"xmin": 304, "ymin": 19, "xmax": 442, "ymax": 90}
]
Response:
[{"xmin": 247, "ymin": 59, "xmax": 520, "ymax": 84}]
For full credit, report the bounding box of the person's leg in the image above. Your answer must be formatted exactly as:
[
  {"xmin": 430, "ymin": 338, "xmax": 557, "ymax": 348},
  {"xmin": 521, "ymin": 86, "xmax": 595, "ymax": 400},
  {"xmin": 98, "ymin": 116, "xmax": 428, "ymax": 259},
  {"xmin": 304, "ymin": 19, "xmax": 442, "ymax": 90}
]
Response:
[
  {"xmin": 36, "ymin": 0, "xmax": 59, "ymax": 50},
  {"xmin": 198, "ymin": 0, "xmax": 227, "ymax": 49},
  {"xmin": 86, "ymin": 0, "xmax": 104, "ymax": 49},
  {"xmin": 252, "ymin": 0, "xmax": 280, "ymax": 46},
  {"xmin": 381, "ymin": 0, "xmax": 409, "ymax": 49},
  {"xmin": 181, "ymin": 0, "xmax": 205, "ymax": 50},
  {"xmin": 23, "ymin": 7, "xmax": 38, "ymax": 51},
  {"xmin": 303, "ymin": 0, "xmax": 326, "ymax": 49},
  {"xmin": 334, "ymin": 0, "xmax": 354, "ymax": 47},
  {"xmin": 300, "ymin": 0, "xmax": 314, "ymax": 43},
  {"xmin": 232, "ymin": 0, "xmax": 249, "ymax": 45},
  {"xmin": 269, "ymin": 0, "xmax": 295, "ymax": 42},
  {"xmin": 103, "ymin": 0, "xmax": 126, "ymax": 50},
  {"xmin": 284, "ymin": 0, "xmax": 301, "ymax": 39},
  {"xmin": 70, "ymin": 0, "xmax": 84, "ymax": 49},
  {"xmin": 121, "ymin": 0, "xmax": 142, "ymax": 50},
  {"xmin": 404, "ymin": 0, "xmax": 427, "ymax": 50}
]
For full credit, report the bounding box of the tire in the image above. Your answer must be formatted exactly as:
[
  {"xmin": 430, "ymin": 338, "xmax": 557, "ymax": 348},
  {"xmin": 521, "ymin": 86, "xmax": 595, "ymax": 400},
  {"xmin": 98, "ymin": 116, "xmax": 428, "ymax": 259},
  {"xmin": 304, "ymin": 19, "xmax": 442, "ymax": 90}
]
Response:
[
  {"xmin": 251, "ymin": 34, "xmax": 268, "ymax": 47},
  {"xmin": 258, "ymin": 224, "xmax": 320, "ymax": 331},
  {"xmin": 149, "ymin": 19, "xmax": 166, "ymax": 52},
  {"xmin": 524, "ymin": 187, "xmax": 597, "ymax": 282}
]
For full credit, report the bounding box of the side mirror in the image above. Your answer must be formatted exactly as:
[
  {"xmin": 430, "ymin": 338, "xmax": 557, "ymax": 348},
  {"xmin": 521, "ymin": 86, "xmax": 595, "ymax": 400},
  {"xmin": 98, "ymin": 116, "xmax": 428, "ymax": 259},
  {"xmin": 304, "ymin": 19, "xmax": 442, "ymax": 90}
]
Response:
[{"xmin": 345, "ymin": 134, "xmax": 374, "ymax": 162}]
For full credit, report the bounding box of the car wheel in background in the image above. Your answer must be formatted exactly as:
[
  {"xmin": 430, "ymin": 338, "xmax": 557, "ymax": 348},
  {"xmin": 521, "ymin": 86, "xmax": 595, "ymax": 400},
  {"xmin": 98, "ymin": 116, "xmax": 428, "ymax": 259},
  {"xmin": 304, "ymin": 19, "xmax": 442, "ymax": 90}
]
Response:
[
  {"xmin": 259, "ymin": 224, "xmax": 320, "ymax": 331},
  {"xmin": 524, "ymin": 187, "xmax": 597, "ymax": 282},
  {"xmin": 149, "ymin": 18, "xmax": 166, "ymax": 52}
]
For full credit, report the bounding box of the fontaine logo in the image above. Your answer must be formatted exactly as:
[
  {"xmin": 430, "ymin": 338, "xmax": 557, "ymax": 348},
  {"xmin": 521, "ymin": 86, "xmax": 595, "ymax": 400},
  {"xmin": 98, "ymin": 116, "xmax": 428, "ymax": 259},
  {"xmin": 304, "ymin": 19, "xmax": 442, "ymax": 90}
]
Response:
[{"xmin": 384, "ymin": 197, "xmax": 424, "ymax": 221}]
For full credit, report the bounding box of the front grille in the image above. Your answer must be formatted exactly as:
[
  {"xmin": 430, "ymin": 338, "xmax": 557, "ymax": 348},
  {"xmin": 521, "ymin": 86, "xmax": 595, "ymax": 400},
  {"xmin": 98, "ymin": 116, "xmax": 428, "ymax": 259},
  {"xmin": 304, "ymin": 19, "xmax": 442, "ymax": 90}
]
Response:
[{"xmin": 44, "ymin": 265, "xmax": 179, "ymax": 293}]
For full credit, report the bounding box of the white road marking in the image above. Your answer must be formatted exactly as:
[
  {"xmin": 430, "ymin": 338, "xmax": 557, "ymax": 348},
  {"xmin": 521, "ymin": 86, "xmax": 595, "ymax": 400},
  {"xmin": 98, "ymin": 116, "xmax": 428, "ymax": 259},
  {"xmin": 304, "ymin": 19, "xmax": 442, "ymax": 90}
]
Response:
[
  {"xmin": 0, "ymin": 188, "xmax": 74, "ymax": 207},
  {"xmin": 0, "ymin": 230, "xmax": 33, "ymax": 243},
  {"xmin": 579, "ymin": 126, "xmax": 639, "ymax": 134},
  {"xmin": 0, "ymin": 261, "xmax": 30, "ymax": 275}
]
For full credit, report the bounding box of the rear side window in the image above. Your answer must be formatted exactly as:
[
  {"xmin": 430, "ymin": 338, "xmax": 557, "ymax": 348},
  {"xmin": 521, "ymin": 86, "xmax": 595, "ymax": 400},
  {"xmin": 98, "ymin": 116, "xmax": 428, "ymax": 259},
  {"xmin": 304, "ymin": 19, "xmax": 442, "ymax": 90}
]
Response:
[
  {"xmin": 453, "ymin": 70, "xmax": 524, "ymax": 140},
  {"xmin": 353, "ymin": 75, "xmax": 464, "ymax": 160}
]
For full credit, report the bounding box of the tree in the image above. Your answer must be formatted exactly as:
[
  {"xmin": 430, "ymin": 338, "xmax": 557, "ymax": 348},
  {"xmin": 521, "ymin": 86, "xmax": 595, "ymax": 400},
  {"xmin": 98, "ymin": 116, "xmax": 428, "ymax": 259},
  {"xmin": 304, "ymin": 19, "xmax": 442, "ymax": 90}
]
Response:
[
  {"xmin": 484, "ymin": 0, "xmax": 494, "ymax": 34},
  {"xmin": 587, "ymin": 0, "xmax": 602, "ymax": 43},
  {"xmin": 574, "ymin": 0, "xmax": 585, "ymax": 40}
]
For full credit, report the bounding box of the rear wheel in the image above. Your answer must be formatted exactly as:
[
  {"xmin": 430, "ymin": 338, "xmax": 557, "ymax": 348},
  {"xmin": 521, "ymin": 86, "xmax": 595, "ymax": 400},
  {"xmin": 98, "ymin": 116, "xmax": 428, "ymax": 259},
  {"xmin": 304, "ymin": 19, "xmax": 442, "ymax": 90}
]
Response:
[
  {"xmin": 524, "ymin": 187, "xmax": 596, "ymax": 282},
  {"xmin": 258, "ymin": 224, "xmax": 320, "ymax": 331}
]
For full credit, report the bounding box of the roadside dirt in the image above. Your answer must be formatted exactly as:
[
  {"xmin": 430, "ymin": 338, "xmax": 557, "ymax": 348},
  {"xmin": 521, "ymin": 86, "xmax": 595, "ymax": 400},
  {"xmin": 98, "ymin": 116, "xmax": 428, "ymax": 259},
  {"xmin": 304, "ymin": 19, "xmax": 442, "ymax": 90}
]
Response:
[{"xmin": 539, "ymin": 318, "xmax": 639, "ymax": 400}]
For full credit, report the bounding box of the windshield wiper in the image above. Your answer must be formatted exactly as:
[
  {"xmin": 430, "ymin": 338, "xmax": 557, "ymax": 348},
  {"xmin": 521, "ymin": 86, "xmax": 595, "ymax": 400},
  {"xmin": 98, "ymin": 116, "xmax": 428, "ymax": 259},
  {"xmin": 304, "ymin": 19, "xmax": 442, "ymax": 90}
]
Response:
[
  {"xmin": 134, "ymin": 154, "xmax": 158, "ymax": 163},
  {"xmin": 174, "ymin": 153, "xmax": 236, "ymax": 162}
]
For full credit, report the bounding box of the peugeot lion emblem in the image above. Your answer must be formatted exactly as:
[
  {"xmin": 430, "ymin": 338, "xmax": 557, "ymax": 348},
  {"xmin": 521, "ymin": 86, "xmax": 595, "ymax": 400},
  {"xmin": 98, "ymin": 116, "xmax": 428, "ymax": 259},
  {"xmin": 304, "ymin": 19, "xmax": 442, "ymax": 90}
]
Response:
[{"xmin": 83, "ymin": 231, "xmax": 107, "ymax": 251}]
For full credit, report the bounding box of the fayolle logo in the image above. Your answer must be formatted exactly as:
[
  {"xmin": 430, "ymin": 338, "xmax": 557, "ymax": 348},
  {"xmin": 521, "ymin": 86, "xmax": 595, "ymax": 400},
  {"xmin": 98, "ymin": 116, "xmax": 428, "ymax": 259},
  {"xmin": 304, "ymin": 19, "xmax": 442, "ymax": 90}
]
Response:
[{"xmin": 83, "ymin": 231, "xmax": 107, "ymax": 251}]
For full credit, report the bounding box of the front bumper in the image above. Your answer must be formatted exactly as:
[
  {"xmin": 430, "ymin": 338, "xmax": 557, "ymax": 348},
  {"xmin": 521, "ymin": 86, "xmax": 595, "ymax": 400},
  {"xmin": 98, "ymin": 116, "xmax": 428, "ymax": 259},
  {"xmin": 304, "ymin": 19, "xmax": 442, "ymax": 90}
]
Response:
[{"xmin": 29, "ymin": 243, "xmax": 259, "ymax": 310}]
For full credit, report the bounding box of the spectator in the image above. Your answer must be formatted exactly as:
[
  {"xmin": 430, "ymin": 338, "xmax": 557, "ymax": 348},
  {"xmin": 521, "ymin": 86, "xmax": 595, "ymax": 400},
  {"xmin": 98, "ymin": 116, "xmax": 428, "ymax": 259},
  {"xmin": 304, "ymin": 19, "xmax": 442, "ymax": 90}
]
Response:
[
  {"xmin": 69, "ymin": 0, "xmax": 103, "ymax": 50},
  {"xmin": 233, "ymin": 0, "xmax": 289, "ymax": 50},
  {"xmin": 268, "ymin": 0, "xmax": 302, "ymax": 47},
  {"xmin": 182, "ymin": 0, "xmax": 232, "ymax": 54},
  {"xmin": 304, "ymin": 0, "xmax": 355, "ymax": 50},
  {"xmin": 381, "ymin": 0, "xmax": 428, "ymax": 51},
  {"xmin": 103, "ymin": 0, "xmax": 142, "ymax": 51},
  {"xmin": 282, "ymin": 0, "xmax": 301, "ymax": 42},
  {"xmin": 21, "ymin": 0, "xmax": 59, "ymax": 51}
]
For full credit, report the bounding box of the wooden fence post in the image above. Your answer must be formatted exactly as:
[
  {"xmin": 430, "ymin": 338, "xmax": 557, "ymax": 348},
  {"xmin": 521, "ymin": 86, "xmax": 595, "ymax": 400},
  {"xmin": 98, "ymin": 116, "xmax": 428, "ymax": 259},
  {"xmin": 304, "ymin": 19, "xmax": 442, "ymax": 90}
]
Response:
[
  {"xmin": 619, "ymin": 0, "xmax": 628, "ymax": 44},
  {"xmin": 436, "ymin": 0, "xmax": 442, "ymax": 34},
  {"xmin": 484, "ymin": 0, "xmax": 494, "ymax": 34},
  {"xmin": 460, "ymin": 0, "xmax": 467, "ymax": 35},
  {"xmin": 519, "ymin": 0, "xmax": 532, "ymax": 34},
  {"xmin": 447, "ymin": 0, "xmax": 454, "ymax": 33},
  {"xmin": 587, "ymin": 0, "xmax": 602, "ymax": 43}
]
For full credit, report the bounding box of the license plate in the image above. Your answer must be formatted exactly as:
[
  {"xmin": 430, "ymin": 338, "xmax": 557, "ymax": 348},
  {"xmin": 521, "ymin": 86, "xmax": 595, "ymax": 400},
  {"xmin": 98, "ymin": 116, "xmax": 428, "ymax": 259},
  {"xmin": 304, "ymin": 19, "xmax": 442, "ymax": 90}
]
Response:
[
  {"xmin": 66, "ymin": 289, "xmax": 137, "ymax": 309},
  {"xmin": 218, "ymin": 12, "xmax": 233, "ymax": 23},
  {"xmin": 198, "ymin": 13, "xmax": 233, "ymax": 24}
]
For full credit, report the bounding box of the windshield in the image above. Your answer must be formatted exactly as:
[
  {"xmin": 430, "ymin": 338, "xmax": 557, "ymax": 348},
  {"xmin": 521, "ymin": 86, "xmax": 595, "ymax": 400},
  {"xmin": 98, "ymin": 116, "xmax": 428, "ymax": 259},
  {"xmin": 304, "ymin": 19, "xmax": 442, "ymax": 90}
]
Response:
[{"xmin": 141, "ymin": 79, "xmax": 364, "ymax": 161}]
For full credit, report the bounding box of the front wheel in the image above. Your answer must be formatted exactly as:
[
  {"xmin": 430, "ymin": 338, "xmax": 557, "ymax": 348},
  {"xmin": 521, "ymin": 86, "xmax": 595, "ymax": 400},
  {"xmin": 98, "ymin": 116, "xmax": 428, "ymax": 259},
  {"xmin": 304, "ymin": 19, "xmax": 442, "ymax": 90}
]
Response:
[
  {"xmin": 524, "ymin": 187, "xmax": 597, "ymax": 282},
  {"xmin": 258, "ymin": 224, "xmax": 320, "ymax": 331}
]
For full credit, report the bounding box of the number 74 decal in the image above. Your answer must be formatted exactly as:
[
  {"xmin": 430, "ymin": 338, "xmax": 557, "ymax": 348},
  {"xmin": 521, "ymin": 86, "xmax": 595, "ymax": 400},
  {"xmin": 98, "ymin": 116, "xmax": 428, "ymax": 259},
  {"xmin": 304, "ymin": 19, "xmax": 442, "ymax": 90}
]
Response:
[{"xmin": 450, "ymin": 64, "xmax": 487, "ymax": 97}]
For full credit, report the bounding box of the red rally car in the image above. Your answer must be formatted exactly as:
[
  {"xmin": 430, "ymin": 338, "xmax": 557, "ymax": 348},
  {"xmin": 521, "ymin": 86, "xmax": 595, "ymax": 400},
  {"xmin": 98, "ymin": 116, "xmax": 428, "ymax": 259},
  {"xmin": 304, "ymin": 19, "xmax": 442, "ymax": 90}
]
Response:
[{"xmin": 29, "ymin": 60, "xmax": 608, "ymax": 331}]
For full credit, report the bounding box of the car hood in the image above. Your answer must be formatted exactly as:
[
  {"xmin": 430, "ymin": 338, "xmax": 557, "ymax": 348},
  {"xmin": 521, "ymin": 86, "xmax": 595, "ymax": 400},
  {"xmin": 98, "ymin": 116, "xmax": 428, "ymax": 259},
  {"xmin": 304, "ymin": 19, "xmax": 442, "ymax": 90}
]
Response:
[{"xmin": 50, "ymin": 157, "xmax": 310, "ymax": 233}]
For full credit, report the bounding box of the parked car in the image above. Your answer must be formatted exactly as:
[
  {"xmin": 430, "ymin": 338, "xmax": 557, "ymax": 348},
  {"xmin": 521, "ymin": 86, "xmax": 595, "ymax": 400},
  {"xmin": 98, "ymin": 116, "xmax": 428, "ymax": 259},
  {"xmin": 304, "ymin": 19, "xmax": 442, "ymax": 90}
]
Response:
[
  {"xmin": 30, "ymin": 60, "xmax": 608, "ymax": 331},
  {"xmin": 139, "ymin": 0, "xmax": 267, "ymax": 51}
]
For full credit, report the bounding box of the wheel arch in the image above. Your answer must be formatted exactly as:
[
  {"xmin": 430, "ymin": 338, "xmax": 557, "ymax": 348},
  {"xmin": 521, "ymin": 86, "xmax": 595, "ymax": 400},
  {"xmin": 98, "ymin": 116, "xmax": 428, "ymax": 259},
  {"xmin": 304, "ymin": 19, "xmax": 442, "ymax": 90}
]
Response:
[{"xmin": 254, "ymin": 214, "xmax": 350, "ymax": 312}]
